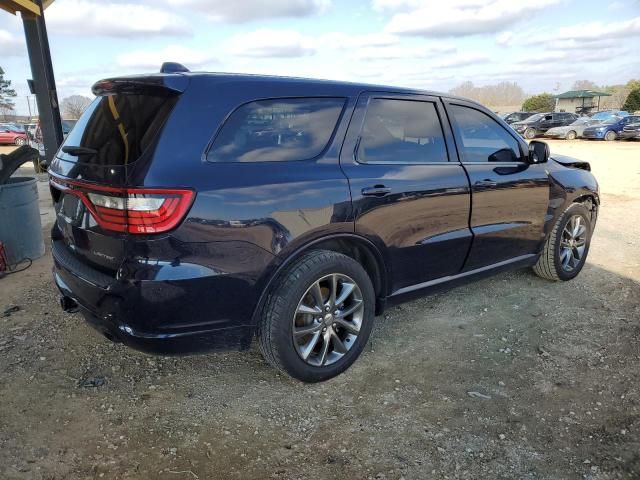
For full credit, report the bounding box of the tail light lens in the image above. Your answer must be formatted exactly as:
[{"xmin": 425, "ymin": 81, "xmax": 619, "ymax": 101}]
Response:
[{"xmin": 50, "ymin": 174, "xmax": 194, "ymax": 234}]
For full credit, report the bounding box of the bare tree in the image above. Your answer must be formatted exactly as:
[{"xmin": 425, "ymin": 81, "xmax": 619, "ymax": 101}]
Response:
[
  {"xmin": 572, "ymin": 80, "xmax": 599, "ymax": 91},
  {"xmin": 61, "ymin": 95, "xmax": 92, "ymax": 119},
  {"xmin": 449, "ymin": 81, "xmax": 526, "ymax": 108}
]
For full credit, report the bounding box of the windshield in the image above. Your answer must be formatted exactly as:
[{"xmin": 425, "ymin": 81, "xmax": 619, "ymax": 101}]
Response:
[
  {"xmin": 592, "ymin": 112, "xmax": 618, "ymax": 120},
  {"xmin": 524, "ymin": 114, "xmax": 543, "ymax": 123},
  {"xmin": 602, "ymin": 116, "xmax": 621, "ymax": 125}
]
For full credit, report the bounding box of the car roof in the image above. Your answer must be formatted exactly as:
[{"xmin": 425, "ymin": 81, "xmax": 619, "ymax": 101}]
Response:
[{"xmin": 97, "ymin": 71, "xmax": 483, "ymax": 106}]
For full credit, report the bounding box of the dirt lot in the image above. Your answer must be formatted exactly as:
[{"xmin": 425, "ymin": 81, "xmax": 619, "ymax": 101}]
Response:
[{"xmin": 1, "ymin": 140, "xmax": 639, "ymax": 479}]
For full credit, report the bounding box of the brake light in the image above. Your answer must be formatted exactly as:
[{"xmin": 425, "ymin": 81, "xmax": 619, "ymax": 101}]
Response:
[{"xmin": 49, "ymin": 174, "xmax": 194, "ymax": 234}]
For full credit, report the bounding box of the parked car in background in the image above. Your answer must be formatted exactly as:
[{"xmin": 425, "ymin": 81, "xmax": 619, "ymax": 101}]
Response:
[
  {"xmin": 582, "ymin": 115, "xmax": 640, "ymax": 141},
  {"xmin": 591, "ymin": 110, "xmax": 629, "ymax": 121},
  {"xmin": 24, "ymin": 123, "xmax": 38, "ymax": 139},
  {"xmin": 0, "ymin": 124, "xmax": 28, "ymax": 145},
  {"xmin": 544, "ymin": 118, "xmax": 600, "ymax": 140},
  {"xmin": 501, "ymin": 111, "xmax": 534, "ymax": 124},
  {"xmin": 619, "ymin": 117, "xmax": 640, "ymax": 140},
  {"xmin": 0, "ymin": 122, "xmax": 24, "ymax": 133},
  {"xmin": 29, "ymin": 119, "xmax": 80, "ymax": 168},
  {"xmin": 49, "ymin": 68, "xmax": 600, "ymax": 382},
  {"xmin": 511, "ymin": 112, "xmax": 578, "ymax": 139}
]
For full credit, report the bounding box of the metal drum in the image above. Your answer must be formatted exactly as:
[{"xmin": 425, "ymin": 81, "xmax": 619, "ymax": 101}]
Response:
[{"xmin": 0, "ymin": 177, "xmax": 45, "ymax": 265}]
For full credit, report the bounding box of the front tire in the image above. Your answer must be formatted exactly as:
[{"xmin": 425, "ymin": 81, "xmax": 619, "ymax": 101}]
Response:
[
  {"xmin": 604, "ymin": 130, "xmax": 616, "ymax": 141},
  {"xmin": 524, "ymin": 128, "xmax": 537, "ymax": 139},
  {"xmin": 533, "ymin": 203, "xmax": 593, "ymax": 281},
  {"xmin": 14, "ymin": 137, "xmax": 26, "ymax": 146},
  {"xmin": 257, "ymin": 250, "xmax": 375, "ymax": 382},
  {"xmin": 566, "ymin": 130, "xmax": 577, "ymax": 140}
]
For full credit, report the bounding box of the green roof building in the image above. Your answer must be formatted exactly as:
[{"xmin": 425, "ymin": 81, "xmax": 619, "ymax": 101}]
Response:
[{"xmin": 554, "ymin": 90, "xmax": 612, "ymax": 114}]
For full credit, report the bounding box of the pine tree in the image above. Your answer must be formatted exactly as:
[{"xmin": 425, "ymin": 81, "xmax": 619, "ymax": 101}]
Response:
[
  {"xmin": 622, "ymin": 88, "xmax": 640, "ymax": 113},
  {"xmin": 0, "ymin": 66, "xmax": 18, "ymax": 110}
]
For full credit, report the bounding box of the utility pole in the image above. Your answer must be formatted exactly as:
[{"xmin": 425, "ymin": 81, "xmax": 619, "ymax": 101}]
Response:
[
  {"xmin": 19, "ymin": 0, "xmax": 63, "ymax": 161},
  {"xmin": 26, "ymin": 95, "xmax": 32, "ymax": 118}
]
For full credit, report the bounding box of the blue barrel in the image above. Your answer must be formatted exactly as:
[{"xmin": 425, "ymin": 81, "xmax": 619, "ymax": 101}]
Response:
[{"xmin": 0, "ymin": 177, "xmax": 45, "ymax": 265}]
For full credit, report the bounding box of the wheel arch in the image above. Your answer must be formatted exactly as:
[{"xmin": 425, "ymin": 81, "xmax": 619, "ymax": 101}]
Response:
[
  {"xmin": 571, "ymin": 193, "xmax": 599, "ymax": 225},
  {"xmin": 250, "ymin": 233, "xmax": 390, "ymax": 327}
]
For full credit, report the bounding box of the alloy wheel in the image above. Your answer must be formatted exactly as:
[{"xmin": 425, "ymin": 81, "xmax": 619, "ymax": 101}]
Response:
[
  {"xmin": 560, "ymin": 215, "xmax": 588, "ymax": 272},
  {"xmin": 292, "ymin": 273, "xmax": 364, "ymax": 367}
]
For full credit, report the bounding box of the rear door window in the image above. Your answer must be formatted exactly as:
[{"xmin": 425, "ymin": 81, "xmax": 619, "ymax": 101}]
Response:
[
  {"xmin": 357, "ymin": 98, "xmax": 448, "ymax": 164},
  {"xmin": 59, "ymin": 94, "xmax": 177, "ymax": 166},
  {"xmin": 207, "ymin": 97, "xmax": 345, "ymax": 163},
  {"xmin": 448, "ymin": 104, "xmax": 522, "ymax": 163}
]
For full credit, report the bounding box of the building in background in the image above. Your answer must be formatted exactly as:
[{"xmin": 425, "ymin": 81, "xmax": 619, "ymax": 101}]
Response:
[{"xmin": 555, "ymin": 90, "xmax": 612, "ymax": 115}]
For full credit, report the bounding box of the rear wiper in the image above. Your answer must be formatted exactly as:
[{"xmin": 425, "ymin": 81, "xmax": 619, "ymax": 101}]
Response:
[{"xmin": 61, "ymin": 146, "xmax": 97, "ymax": 155}]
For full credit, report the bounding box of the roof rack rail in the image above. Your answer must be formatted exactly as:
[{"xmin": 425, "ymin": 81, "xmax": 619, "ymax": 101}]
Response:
[{"xmin": 160, "ymin": 62, "xmax": 190, "ymax": 74}]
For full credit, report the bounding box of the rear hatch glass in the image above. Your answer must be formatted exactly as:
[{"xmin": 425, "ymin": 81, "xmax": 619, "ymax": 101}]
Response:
[{"xmin": 49, "ymin": 91, "xmax": 178, "ymax": 273}]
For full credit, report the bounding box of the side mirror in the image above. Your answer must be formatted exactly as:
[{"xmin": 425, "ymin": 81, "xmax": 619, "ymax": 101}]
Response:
[{"xmin": 528, "ymin": 140, "xmax": 549, "ymax": 164}]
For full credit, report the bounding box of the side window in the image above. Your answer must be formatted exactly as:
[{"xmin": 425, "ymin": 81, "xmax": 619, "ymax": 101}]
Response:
[
  {"xmin": 449, "ymin": 105, "xmax": 521, "ymax": 163},
  {"xmin": 207, "ymin": 97, "xmax": 345, "ymax": 163},
  {"xmin": 357, "ymin": 98, "xmax": 448, "ymax": 164}
]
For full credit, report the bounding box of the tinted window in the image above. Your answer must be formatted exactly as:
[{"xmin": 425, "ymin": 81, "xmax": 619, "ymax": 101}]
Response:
[
  {"xmin": 59, "ymin": 94, "xmax": 177, "ymax": 166},
  {"xmin": 207, "ymin": 98, "xmax": 345, "ymax": 163},
  {"xmin": 358, "ymin": 98, "xmax": 447, "ymax": 164},
  {"xmin": 449, "ymin": 105, "xmax": 521, "ymax": 163}
]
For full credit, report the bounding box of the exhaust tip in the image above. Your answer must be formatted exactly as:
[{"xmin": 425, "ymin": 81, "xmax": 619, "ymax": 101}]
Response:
[{"xmin": 59, "ymin": 295, "xmax": 79, "ymax": 313}]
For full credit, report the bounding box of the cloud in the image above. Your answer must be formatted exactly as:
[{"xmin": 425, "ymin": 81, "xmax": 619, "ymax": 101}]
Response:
[
  {"xmin": 46, "ymin": 0, "xmax": 190, "ymax": 37},
  {"xmin": 435, "ymin": 53, "xmax": 491, "ymax": 68},
  {"xmin": 116, "ymin": 46, "xmax": 217, "ymax": 70},
  {"xmin": 496, "ymin": 31, "xmax": 514, "ymax": 47},
  {"xmin": 384, "ymin": 0, "xmax": 561, "ymax": 37},
  {"xmin": 551, "ymin": 16, "xmax": 640, "ymax": 41},
  {"xmin": 350, "ymin": 44, "xmax": 456, "ymax": 61},
  {"xmin": 0, "ymin": 29, "xmax": 25, "ymax": 57},
  {"xmin": 319, "ymin": 32, "xmax": 399, "ymax": 49},
  {"xmin": 166, "ymin": 0, "xmax": 330, "ymax": 23},
  {"xmin": 226, "ymin": 29, "xmax": 316, "ymax": 58}
]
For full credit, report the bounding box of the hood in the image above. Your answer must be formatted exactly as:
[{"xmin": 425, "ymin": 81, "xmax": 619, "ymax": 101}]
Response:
[
  {"xmin": 551, "ymin": 154, "xmax": 590, "ymax": 171},
  {"xmin": 583, "ymin": 124, "xmax": 607, "ymax": 131}
]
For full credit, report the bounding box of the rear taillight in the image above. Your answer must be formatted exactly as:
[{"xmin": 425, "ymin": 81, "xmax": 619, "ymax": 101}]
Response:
[{"xmin": 49, "ymin": 174, "xmax": 194, "ymax": 234}]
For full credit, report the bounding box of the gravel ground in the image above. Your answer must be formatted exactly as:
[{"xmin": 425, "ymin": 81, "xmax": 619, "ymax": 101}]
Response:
[{"xmin": 0, "ymin": 140, "xmax": 639, "ymax": 479}]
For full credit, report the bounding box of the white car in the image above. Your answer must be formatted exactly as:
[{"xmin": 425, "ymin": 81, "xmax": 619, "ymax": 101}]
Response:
[{"xmin": 544, "ymin": 118, "xmax": 600, "ymax": 140}]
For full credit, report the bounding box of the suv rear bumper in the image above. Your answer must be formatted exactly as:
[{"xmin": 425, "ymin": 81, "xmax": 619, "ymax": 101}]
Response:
[{"xmin": 52, "ymin": 242, "xmax": 255, "ymax": 354}]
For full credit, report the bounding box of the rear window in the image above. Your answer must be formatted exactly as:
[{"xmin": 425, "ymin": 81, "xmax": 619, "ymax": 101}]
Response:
[
  {"xmin": 207, "ymin": 97, "xmax": 345, "ymax": 163},
  {"xmin": 58, "ymin": 94, "xmax": 177, "ymax": 166}
]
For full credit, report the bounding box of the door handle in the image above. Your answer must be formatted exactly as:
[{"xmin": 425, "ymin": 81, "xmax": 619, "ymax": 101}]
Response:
[
  {"xmin": 361, "ymin": 185, "xmax": 392, "ymax": 197},
  {"xmin": 474, "ymin": 179, "xmax": 498, "ymax": 187}
]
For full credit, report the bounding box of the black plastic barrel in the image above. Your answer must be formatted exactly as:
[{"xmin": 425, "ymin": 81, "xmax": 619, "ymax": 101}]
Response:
[{"xmin": 0, "ymin": 177, "xmax": 45, "ymax": 265}]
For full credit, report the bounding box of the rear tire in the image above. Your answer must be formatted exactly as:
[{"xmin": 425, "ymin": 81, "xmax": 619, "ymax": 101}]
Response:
[
  {"xmin": 14, "ymin": 137, "xmax": 26, "ymax": 146},
  {"xmin": 566, "ymin": 130, "xmax": 577, "ymax": 140},
  {"xmin": 533, "ymin": 203, "xmax": 593, "ymax": 281},
  {"xmin": 257, "ymin": 250, "xmax": 375, "ymax": 382},
  {"xmin": 524, "ymin": 128, "xmax": 537, "ymax": 139}
]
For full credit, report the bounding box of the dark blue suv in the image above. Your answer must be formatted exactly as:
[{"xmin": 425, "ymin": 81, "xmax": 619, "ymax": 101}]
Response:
[{"xmin": 50, "ymin": 66, "xmax": 599, "ymax": 382}]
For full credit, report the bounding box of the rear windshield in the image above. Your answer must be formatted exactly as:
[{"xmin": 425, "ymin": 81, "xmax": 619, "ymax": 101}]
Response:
[
  {"xmin": 207, "ymin": 97, "xmax": 345, "ymax": 163},
  {"xmin": 58, "ymin": 94, "xmax": 177, "ymax": 166}
]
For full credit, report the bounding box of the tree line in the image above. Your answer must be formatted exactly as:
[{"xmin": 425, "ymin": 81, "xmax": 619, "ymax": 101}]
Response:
[{"xmin": 449, "ymin": 79, "xmax": 640, "ymax": 113}]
